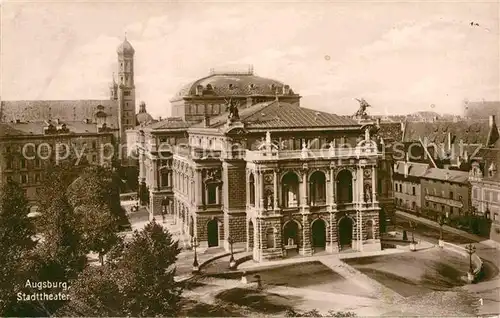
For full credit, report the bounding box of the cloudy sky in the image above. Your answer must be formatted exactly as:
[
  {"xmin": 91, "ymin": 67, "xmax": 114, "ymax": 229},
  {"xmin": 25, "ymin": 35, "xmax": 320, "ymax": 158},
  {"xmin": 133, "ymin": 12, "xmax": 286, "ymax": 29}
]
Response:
[{"xmin": 1, "ymin": 0, "xmax": 498, "ymax": 118}]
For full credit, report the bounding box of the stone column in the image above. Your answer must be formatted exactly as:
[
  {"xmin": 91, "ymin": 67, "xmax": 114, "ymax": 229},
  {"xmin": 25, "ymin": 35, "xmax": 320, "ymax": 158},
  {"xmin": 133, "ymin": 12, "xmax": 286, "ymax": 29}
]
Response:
[
  {"xmin": 246, "ymin": 170, "xmax": 251, "ymax": 207},
  {"xmin": 195, "ymin": 169, "xmax": 202, "ymax": 208},
  {"xmin": 273, "ymin": 169, "xmax": 279, "ymax": 210},
  {"xmin": 300, "ymin": 169, "xmax": 308, "ymax": 208},
  {"xmin": 328, "ymin": 168, "xmax": 335, "ymax": 207},
  {"xmin": 258, "ymin": 170, "xmax": 265, "ymax": 209},
  {"xmin": 372, "ymin": 165, "xmax": 377, "ymax": 205},
  {"xmin": 300, "ymin": 214, "xmax": 312, "ymax": 256}
]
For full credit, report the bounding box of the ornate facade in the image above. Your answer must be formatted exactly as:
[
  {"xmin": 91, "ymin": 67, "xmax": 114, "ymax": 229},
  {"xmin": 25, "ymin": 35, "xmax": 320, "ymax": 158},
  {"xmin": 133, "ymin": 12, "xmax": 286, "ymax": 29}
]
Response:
[{"xmin": 132, "ymin": 71, "xmax": 394, "ymax": 261}]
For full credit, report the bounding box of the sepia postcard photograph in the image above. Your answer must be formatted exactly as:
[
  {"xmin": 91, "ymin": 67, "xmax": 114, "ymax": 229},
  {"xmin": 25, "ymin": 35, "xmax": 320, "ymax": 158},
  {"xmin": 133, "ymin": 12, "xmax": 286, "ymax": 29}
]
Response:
[{"xmin": 0, "ymin": 0, "xmax": 499, "ymax": 317}]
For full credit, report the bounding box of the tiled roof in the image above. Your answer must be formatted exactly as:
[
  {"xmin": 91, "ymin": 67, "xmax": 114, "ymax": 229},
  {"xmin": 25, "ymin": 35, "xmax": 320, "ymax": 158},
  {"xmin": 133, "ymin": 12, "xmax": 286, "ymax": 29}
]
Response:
[
  {"xmin": 403, "ymin": 120, "xmax": 492, "ymax": 144},
  {"xmin": 422, "ymin": 168, "xmax": 469, "ymax": 184},
  {"xmin": 144, "ymin": 117, "xmax": 193, "ymax": 130},
  {"xmin": 0, "ymin": 100, "xmax": 119, "ymax": 128},
  {"xmin": 475, "ymin": 142, "xmax": 500, "ymax": 182},
  {"xmin": 173, "ymin": 73, "xmax": 297, "ymax": 99},
  {"xmin": 192, "ymin": 101, "xmax": 359, "ymax": 129},
  {"xmin": 393, "ymin": 161, "xmax": 429, "ymax": 177},
  {"xmin": 378, "ymin": 122, "xmax": 402, "ymax": 141},
  {"xmin": 465, "ymin": 101, "xmax": 500, "ymax": 119},
  {"xmin": 0, "ymin": 121, "xmax": 105, "ymax": 136}
]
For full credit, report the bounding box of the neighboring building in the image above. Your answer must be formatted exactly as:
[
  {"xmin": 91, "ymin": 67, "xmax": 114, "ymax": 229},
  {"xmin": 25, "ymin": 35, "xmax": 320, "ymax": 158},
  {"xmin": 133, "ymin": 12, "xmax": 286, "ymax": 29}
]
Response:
[
  {"xmin": 464, "ymin": 101, "xmax": 500, "ymax": 120},
  {"xmin": 136, "ymin": 101, "xmax": 155, "ymax": 126},
  {"xmin": 0, "ymin": 37, "xmax": 144, "ymax": 168},
  {"xmin": 469, "ymin": 139, "xmax": 500, "ymax": 242},
  {"xmin": 401, "ymin": 116, "xmax": 499, "ymax": 169},
  {"xmin": 420, "ymin": 168, "xmax": 470, "ymax": 221},
  {"xmin": 0, "ymin": 120, "xmax": 114, "ymax": 209},
  {"xmin": 131, "ymin": 69, "xmax": 395, "ymax": 262},
  {"xmin": 169, "ymin": 66, "xmax": 301, "ymax": 122},
  {"xmin": 393, "ymin": 160, "xmax": 429, "ymax": 214}
]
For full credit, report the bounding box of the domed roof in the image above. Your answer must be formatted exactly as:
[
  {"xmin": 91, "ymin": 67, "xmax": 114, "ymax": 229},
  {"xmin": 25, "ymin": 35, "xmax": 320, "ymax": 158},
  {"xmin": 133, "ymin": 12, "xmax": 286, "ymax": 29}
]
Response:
[
  {"xmin": 117, "ymin": 37, "xmax": 135, "ymax": 55},
  {"xmin": 173, "ymin": 69, "xmax": 296, "ymax": 100},
  {"xmin": 136, "ymin": 101, "xmax": 153, "ymax": 125}
]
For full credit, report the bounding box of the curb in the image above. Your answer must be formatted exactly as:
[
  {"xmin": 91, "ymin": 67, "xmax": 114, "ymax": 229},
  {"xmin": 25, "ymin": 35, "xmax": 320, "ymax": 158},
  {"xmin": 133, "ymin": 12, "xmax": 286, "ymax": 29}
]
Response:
[{"xmin": 174, "ymin": 249, "xmax": 245, "ymax": 283}]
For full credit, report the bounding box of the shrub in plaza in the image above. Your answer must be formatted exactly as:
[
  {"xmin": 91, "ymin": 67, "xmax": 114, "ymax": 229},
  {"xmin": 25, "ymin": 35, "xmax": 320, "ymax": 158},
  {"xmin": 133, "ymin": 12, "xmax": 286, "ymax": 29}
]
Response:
[
  {"xmin": 62, "ymin": 220, "xmax": 182, "ymax": 317},
  {"xmin": 0, "ymin": 180, "xmax": 37, "ymax": 316}
]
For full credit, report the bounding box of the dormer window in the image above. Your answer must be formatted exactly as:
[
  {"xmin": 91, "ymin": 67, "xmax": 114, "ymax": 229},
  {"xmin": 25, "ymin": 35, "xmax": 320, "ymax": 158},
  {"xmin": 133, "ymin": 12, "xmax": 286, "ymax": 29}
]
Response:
[
  {"xmin": 228, "ymin": 84, "xmax": 234, "ymax": 90},
  {"xmin": 249, "ymin": 83, "xmax": 255, "ymax": 89},
  {"xmin": 206, "ymin": 84, "xmax": 213, "ymax": 90}
]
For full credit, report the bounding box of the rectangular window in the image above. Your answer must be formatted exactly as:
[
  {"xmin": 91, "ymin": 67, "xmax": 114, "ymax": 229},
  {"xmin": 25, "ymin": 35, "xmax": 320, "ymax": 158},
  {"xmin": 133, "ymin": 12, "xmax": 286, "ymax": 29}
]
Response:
[
  {"xmin": 207, "ymin": 184, "xmax": 217, "ymax": 204},
  {"xmin": 21, "ymin": 174, "xmax": 28, "ymax": 184},
  {"xmin": 35, "ymin": 173, "xmax": 40, "ymax": 183},
  {"xmin": 20, "ymin": 159, "xmax": 26, "ymax": 169},
  {"xmin": 92, "ymin": 141, "xmax": 97, "ymax": 149},
  {"xmin": 493, "ymin": 192, "xmax": 499, "ymax": 202},
  {"xmin": 473, "ymin": 188, "xmax": 478, "ymax": 199},
  {"xmin": 412, "ymin": 187, "xmax": 416, "ymax": 196},
  {"xmin": 6, "ymin": 159, "xmax": 13, "ymax": 170},
  {"xmin": 449, "ymin": 191, "xmax": 453, "ymax": 199},
  {"xmin": 92, "ymin": 154, "xmax": 97, "ymax": 162},
  {"xmin": 124, "ymin": 91, "xmax": 131, "ymax": 96},
  {"xmin": 485, "ymin": 191, "xmax": 491, "ymax": 201}
]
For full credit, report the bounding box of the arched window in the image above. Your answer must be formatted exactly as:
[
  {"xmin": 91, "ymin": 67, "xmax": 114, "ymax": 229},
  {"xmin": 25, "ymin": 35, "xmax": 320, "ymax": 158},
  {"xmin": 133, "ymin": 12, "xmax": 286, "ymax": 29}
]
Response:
[
  {"xmin": 282, "ymin": 172, "xmax": 299, "ymax": 208},
  {"xmin": 337, "ymin": 170, "xmax": 353, "ymax": 203},
  {"xmin": 309, "ymin": 171, "xmax": 326, "ymax": 206}
]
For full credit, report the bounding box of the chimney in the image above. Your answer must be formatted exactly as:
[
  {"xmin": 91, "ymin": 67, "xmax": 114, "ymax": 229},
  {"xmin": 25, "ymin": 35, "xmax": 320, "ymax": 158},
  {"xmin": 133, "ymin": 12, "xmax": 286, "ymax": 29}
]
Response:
[{"xmin": 489, "ymin": 115, "xmax": 496, "ymax": 128}]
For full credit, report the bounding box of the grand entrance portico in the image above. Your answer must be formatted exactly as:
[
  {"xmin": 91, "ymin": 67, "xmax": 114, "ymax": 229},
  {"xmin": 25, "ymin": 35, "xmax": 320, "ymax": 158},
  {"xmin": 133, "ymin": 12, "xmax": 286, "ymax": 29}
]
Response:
[{"xmin": 245, "ymin": 130, "xmax": 382, "ymax": 262}]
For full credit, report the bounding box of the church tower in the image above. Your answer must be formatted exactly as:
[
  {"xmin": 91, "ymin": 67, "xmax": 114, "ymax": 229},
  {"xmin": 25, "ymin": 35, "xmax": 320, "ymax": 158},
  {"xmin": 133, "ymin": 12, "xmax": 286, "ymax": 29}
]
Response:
[{"xmin": 116, "ymin": 36, "xmax": 136, "ymax": 162}]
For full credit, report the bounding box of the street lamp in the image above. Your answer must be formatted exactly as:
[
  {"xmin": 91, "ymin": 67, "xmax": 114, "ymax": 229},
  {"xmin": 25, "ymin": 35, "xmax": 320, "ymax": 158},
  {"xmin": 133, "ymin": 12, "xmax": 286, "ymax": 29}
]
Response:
[
  {"xmin": 191, "ymin": 236, "xmax": 199, "ymax": 273},
  {"xmin": 438, "ymin": 214, "xmax": 447, "ymax": 240},
  {"xmin": 228, "ymin": 236, "xmax": 236, "ymax": 269},
  {"xmin": 409, "ymin": 221, "xmax": 417, "ymax": 243},
  {"xmin": 465, "ymin": 243, "xmax": 476, "ymax": 275},
  {"xmin": 409, "ymin": 221, "xmax": 417, "ymax": 251}
]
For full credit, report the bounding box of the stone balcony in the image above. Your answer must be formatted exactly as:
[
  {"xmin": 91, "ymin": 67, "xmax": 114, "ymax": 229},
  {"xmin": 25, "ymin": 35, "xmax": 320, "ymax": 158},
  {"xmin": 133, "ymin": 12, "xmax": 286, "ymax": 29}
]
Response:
[{"xmin": 245, "ymin": 143, "xmax": 379, "ymax": 162}]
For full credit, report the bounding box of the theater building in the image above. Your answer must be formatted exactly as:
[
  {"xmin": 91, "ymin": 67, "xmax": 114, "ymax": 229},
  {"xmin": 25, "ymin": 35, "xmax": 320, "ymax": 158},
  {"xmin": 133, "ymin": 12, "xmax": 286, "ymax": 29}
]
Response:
[{"xmin": 132, "ymin": 69, "xmax": 393, "ymax": 261}]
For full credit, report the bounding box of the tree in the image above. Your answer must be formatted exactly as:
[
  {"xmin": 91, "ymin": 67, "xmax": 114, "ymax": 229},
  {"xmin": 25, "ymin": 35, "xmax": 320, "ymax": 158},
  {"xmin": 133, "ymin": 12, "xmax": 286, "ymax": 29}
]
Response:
[
  {"xmin": 56, "ymin": 266, "xmax": 125, "ymax": 317},
  {"xmin": 67, "ymin": 166, "xmax": 129, "ymax": 229},
  {"xmin": 65, "ymin": 220, "xmax": 182, "ymax": 317},
  {"xmin": 0, "ymin": 180, "xmax": 36, "ymax": 316},
  {"xmin": 74, "ymin": 203, "xmax": 122, "ymax": 265},
  {"xmin": 118, "ymin": 220, "xmax": 181, "ymax": 317}
]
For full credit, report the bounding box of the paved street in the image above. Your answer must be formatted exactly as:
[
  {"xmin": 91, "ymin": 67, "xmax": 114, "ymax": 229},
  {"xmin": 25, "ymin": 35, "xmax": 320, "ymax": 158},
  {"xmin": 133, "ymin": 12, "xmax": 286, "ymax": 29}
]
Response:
[{"xmin": 395, "ymin": 210, "xmax": 500, "ymax": 315}]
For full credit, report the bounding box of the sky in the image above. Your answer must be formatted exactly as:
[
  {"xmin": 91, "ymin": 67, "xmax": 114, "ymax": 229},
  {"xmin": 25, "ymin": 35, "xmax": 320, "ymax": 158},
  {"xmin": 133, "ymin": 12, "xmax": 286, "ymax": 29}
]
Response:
[{"xmin": 1, "ymin": 0, "xmax": 499, "ymax": 118}]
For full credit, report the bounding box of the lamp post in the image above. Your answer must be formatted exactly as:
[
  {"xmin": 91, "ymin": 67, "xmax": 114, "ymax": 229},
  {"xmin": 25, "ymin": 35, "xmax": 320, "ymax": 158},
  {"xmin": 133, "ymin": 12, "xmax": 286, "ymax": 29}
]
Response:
[
  {"xmin": 228, "ymin": 236, "xmax": 236, "ymax": 269},
  {"xmin": 409, "ymin": 221, "xmax": 417, "ymax": 251},
  {"xmin": 191, "ymin": 236, "xmax": 199, "ymax": 273},
  {"xmin": 465, "ymin": 243, "xmax": 476, "ymax": 283}
]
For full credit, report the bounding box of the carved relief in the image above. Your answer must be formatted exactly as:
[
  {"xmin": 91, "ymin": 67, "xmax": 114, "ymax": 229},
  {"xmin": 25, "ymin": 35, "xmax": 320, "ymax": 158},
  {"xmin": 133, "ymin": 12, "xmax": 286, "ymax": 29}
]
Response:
[
  {"xmin": 204, "ymin": 169, "xmax": 221, "ymax": 183},
  {"xmin": 264, "ymin": 173, "xmax": 274, "ymax": 185},
  {"xmin": 363, "ymin": 168, "xmax": 372, "ymax": 178}
]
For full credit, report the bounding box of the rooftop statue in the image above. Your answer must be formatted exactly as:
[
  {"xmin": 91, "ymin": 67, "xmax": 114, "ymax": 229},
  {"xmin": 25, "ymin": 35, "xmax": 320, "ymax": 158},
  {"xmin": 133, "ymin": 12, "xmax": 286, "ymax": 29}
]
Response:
[
  {"xmin": 354, "ymin": 98, "xmax": 371, "ymax": 119},
  {"xmin": 225, "ymin": 98, "xmax": 240, "ymax": 121}
]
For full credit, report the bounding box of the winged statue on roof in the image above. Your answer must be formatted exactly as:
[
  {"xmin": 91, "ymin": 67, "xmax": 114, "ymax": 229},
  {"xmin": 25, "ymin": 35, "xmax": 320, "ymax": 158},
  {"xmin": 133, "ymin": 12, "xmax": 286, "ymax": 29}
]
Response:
[
  {"xmin": 354, "ymin": 98, "xmax": 371, "ymax": 119},
  {"xmin": 224, "ymin": 98, "xmax": 240, "ymax": 121}
]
